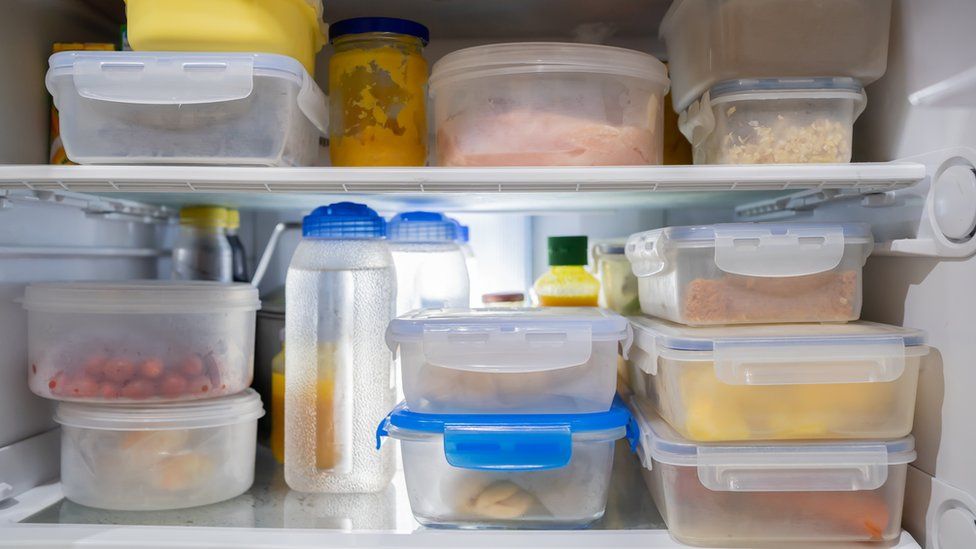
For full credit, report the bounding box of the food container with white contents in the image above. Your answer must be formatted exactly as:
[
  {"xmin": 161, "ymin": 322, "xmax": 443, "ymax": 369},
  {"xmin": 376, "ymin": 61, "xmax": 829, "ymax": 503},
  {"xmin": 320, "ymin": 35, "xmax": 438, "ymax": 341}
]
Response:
[
  {"xmin": 387, "ymin": 308, "xmax": 631, "ymax": 414},
  {"xmin": 56, "ymin": 389, "xmax": 264, "ymax": 511},
  {"xmin": 25, "ymin": 281, "xmax": 259, "ymax": 402},
  {"xmin": 46, "ymin": 51, "xmax": 328, "ymax": 166},
  {"xmin": 679, "ymin": 78, "xmax": 867, "ymax": 164},
  {"xmin": 630, "ymin": 399, "xmax": 914, "ymax": 545},
  {"xmin": 628, "ymin": 317, "xmax": 927, "ymax": 442},
  {"xmin": 376, "ymin": 398, "xmax": 638, "ymax": 528},
  {"xmin": 625, "ymin": 223, "xmax": 873, "ymax": 325},
  {"xmin": 429, "ymin": 42, "xmax": 669, "ymax": 166},
  {"xmin": 660, "ymin": 0, "xmax": 892, "ymax": 113}
]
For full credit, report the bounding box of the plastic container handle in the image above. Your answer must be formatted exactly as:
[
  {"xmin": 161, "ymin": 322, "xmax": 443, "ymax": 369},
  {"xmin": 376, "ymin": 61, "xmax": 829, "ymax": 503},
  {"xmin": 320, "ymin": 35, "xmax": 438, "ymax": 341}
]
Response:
[
  {"xmin": 297, "ymin": 71, "xmax": 329, "ymax": 135},
  {"xmin": 73, "ymin": 56, "xmax": 255, "ymax": 105},
  {"xmin": 712, "ymin": 225, "xmax": 846, "ymax": 277},
  {"xmin": 625, "ymin": 233, "xmax": 669, "ymax": 278},
  {"xmin": 443, "ymin": 424, "xmax": 573, "ymax": 471},
  {"xmin": 696, "ymin": 444, "xmax": 891, "ymax": 492},
  {"xmin": 677, "ymin": 91, "xmax": 716, "ymax": 165},
  {"xmin": 712, "ymin": 336, "xmax": 906, "ymax": 385}
]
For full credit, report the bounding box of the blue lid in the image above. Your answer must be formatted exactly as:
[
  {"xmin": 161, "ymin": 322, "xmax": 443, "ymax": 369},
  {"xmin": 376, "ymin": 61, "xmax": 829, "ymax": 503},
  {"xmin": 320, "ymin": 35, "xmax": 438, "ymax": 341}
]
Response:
[
  {"xmin": 376, "ymin": 397, "xmax": 638, "ymax": 471},
  {"xmin": 458, "ymin": 224, "xmax": 470, "ymax": 243},
  {"xmin": 302, "ymin": 202, "xmax": 386, "ymax": 239},
  {"xmin": 329, "ymin": 17, "xmax": 430, "ymax": 45},
  {"xmin": 387, "ymin": 211, "xmax": 460, "ymax": 242}
]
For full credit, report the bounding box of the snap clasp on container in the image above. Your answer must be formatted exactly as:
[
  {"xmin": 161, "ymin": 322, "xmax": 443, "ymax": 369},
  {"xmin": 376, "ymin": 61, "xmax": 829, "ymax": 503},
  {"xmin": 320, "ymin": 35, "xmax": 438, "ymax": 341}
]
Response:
[
  {"xmin": 712, "ymin": 225, "xmax": 846, "ymax": 277},
  {"xmin": 443, "ymin": 424, "xmax": 573, "ymax": 471}
]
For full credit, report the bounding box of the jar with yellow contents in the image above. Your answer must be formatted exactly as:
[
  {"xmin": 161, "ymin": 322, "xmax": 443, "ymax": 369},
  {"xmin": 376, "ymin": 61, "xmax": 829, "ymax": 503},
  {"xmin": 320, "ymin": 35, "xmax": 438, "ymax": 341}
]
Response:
[{"xmin": 328, "ymin": 18, "xmax": 429, "ymax": 166}]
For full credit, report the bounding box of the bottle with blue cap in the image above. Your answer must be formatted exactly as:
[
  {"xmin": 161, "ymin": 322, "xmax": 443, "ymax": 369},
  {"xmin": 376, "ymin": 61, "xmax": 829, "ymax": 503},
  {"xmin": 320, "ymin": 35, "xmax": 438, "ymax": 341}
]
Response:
[
  {"xmin": 387, "ymin": 211, "xmax": 470, "ymax": 315},
  {"xmin": 285, "ymin": 202, "xmax": 396, "ymax": 493}
]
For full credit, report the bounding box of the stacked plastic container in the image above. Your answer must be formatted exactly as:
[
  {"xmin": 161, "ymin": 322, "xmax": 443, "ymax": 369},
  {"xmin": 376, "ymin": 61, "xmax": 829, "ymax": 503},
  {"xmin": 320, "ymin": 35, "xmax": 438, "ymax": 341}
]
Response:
[
  {"xmin": 379, "ymin": 307, "xmax": 637, "ymax": 528},
  {"xmin": 623, "ymin": 222, "xmax": 927, "ymax": 546}
]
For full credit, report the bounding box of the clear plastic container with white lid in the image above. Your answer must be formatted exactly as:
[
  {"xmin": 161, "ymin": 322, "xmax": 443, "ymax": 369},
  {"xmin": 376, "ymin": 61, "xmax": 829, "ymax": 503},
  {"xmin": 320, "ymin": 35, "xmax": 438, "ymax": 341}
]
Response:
[
  {"xmin": 45, "ymin": 51, "xmax": 328, "ymax": 166},
  {"xmin": 660, "ymin": 0, "xmax": 892, "ymax": 113},
  {"xmin": 630, "ymin": 398, "xmax": 915, "ymax": 545},
  {"xmin": 627, "ymin": 316, "xmax": 927, "ymax": 442},
  {"xmin": 24, "ymin": 281, "xmax": 259, "ymax": 402},
  {"xmin": 56, "ymin": 389, "xmax": 264, "ymax": 511},
  {"xmin": 625, "ymin": 222, "xmax": 873, "ymax": 325},
  {"xmin": 679, "ymin": 77, "xmax": 868, "ymax": 164},
  {"xmin": 429, "ymin": 42, "xmax": 669, "ymax": 166},
  {"xmin": 386, "ymin": 307, "xmax": 631, "ymax": 414},
  {"xmin": 376, "ymin": 397, "xmax": 638, "ymax": 528}
]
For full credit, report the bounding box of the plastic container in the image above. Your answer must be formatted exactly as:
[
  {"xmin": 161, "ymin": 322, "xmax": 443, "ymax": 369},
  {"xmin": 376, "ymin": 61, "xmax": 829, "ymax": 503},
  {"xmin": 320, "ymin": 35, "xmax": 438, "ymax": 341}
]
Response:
[
  {"xmin": 388, "ymin": 212, "xmax": 470, "ymax": 314},
  {"xmin": 534, "ymin": 236, "xmax": 600, "ymax": 307},
  {"xmin": 46, "ymin": 51, "xmax": 328, "ymax": 166},
  {"xmin": 631, "ymin": 399, "xmax": 914, "ymax": 545},
  {"xmin": 628, "ymin": 317, "xmax": 927, "ymax": 442},
  {"xmin": 625, "ymin": 222, "xmax": 873, "ymax": 325},
  {"xmin": 285, "ymin": 202, "xmax": 396, "ymax": 493},
  {"xmin": 680, "ymin": 78, "xmax": 867, "ymax": 164},
  {"xmin": 329, "ymin": 18, "xmax": 429, "ymax": 167},
  {"xmin": 172, "ymin": 206, "xmax": 233, "ymax": 282},
  {"xmin": 124, "ymin": 0, "xmax": 326, "ymax": 74},
  {"xmin": 376, "ymin": 397, "xmax": 638, "ymax": 528},
  {"xmin": 24, "ymin": 281, "xmax": 259, "ymax": 402},
  {"xmin": 660, "ymin": 0, "xmax": 892, "ymax": 112},
  {"xmin": 56, "ymin": 389, "xmax": 264, "ymax": 511},
  {"xmin": 387, "ymin": 307, "xmax": 631, "ymax": 414},
  {"xmin": 592, "ymin": 242, "xmax": 640, "ymax": 315},
  {"xmin": 430, "ymin": 42, "xmax": 669, "ymax": 166}
]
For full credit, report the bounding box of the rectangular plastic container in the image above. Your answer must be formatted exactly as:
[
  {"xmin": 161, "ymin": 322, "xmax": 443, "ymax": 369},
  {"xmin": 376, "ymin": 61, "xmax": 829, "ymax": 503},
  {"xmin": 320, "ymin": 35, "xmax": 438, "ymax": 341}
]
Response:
[
  {"xmin": 625, "ymin": 222, "xmax": 873, "ymax": 325},
  {"xmin": 386, "ymin": 308, "xmax": 631, "ymax": 414},
  {"xmin": 679, "ymin": 78, "xmax": 867, "ymax": 164},
  {"xmin": 627, "ymin": 317, "xmax": 927, "ymax": 442},
  {"xmin": 631, "ymin": 399, "xmax": 915, "ymax": 546},
  {"xmin": 377, "ymin": 398, "xmax": 636, "ymax": 528},
  {"xmin": 24, "ymin": 281, "xmax": 259, "ymax": 403},
  {"xmin": 56, "ymin": 390, "xmax": 264, "ymax": 511},
  {"xmin": 46, "ymin": 51, "xmax": 328, "ymax": 166},
  {"xmin": 429, "ymin": 43, "xmax": 669, "ymax": 166},
  {"xmin": 592, "ymin": 242, "xmax": 641, "ymax": 315},
  {"xmin": 660, "ymin": 0, "xmax": 892, "ymax": 113}
]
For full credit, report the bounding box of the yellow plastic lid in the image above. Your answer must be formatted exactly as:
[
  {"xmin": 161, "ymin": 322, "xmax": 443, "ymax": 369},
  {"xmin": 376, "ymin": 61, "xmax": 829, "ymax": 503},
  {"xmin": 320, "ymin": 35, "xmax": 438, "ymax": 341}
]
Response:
[
  {"xmin": 226, "ymin": 209, "xmax": 240, "ymax": 229},
  {"xmin": 180, "ymin": 206, "xmax": 228, "ymax": 228}
]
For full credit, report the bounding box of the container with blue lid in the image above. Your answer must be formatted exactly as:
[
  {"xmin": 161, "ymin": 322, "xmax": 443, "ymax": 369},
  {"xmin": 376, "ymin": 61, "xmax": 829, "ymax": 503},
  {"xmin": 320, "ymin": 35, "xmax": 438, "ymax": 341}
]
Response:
[
  {"xmin": 388, "ymin": 211, "xmax": 470, "ymax": 314},
  {"xmin": 387, "ymin": 211, "xmax": 461, "ymax": 242},
  {"xmin": 376, "ymin": 397, "xmax": 637, "ymax": 528},
  {"xmin": 302, "ymin": 202, "xmax": 386, "ymax": 239},
  {"xmin": 625, "ymin": 222, "xmax": 874, "ymax": 325}
]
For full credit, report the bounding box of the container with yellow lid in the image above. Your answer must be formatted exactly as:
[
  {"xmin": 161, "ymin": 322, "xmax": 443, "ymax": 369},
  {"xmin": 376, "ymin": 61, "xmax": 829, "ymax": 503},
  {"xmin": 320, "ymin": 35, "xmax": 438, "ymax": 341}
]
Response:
[{"xmin": 173, "ymin": 206, "xmax": 233, "ymax": 281}]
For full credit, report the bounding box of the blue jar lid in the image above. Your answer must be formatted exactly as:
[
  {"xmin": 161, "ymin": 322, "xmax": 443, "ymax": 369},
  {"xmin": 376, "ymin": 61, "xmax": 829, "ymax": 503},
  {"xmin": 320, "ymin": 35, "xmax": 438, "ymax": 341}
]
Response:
[
  {"xmin": 302, "ymin": 202, "xmax": 386, "ymax": 239},
  {"xmin": 376, "ymin": 397, "xmax": 638, "ymax": 471},
  {"xmin": 387, "ymin": 211, "xmax": 460, "ymax": 243},
  {"xmin": 457, "ymin": 224, "xmax": 470, "ymax": 243},
  {"xmin": 329, "ymin": 17, "xmax": 430, "ymax": 45}
]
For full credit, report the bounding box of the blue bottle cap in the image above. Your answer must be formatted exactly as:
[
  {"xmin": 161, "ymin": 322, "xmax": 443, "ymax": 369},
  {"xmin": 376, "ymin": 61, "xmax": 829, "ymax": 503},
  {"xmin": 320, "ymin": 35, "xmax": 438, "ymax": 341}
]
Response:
[
  {"xmin": 387, "ymin": 211, "xmax": 460, "ymax": 243},
  {"xmin": 302, "ymin": 202, "xmax": 386, "ymax": 239},
  {"xmin": 329, "ymin": 17, "xmax": 430, "ymax": 46},
  {"xmin": 458, "ymin": 224, "xmax": 470, "ymax": 243}
]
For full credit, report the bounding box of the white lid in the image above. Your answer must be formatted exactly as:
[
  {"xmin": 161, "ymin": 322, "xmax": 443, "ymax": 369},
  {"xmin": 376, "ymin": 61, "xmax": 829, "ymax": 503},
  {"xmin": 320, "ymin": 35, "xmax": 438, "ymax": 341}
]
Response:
[
  {"xmin": 429, "ymin": 42, "xmax": 669, "ymax": 90},
  {"xmin": 387, "ymin": 307, "xmax": 632, "ymax": 373},
  {"xmin": 630, "ymin": 398, "xmax": 916, "ymax": 492},
  {"xmin": 626, "ymin": 222, "xmax": 873, "ymax": 278},
  {"xmin": 55, "ymin": 389, "xmax": 265, "ymax": 431},
  {"xmin": 23, "ymin": 281, "xmax": 260, "ymax": 314},
  {"xmin": 629, "ymin": 316, "xmax": 927, "ymax": 385}
]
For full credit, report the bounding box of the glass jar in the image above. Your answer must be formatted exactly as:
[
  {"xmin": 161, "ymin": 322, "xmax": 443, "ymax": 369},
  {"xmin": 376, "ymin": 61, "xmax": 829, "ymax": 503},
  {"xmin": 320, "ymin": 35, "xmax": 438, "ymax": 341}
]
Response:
[
  {"xmin": 328, "ymin": 18, "xmax": 429, "ymax": 166},
  {"xmin": 172, "ymin": 206, "xmax": 232, "ymax": 282}
]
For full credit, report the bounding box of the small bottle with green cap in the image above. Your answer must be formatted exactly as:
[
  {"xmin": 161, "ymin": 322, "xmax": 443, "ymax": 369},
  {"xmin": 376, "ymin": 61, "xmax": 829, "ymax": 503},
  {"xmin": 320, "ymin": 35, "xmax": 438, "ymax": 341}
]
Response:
[{"xmin": 533, "ymin": 236, "xmax": 600, "ymax": 307}]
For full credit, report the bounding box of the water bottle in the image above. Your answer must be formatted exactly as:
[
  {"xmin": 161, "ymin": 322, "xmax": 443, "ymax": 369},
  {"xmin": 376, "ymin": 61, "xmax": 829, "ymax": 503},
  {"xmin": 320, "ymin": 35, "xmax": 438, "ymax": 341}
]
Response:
[
  {"xmin": 172, "ymin": 206, "xmax": 233, "ymax": 282},
  {"xmin": 285, "ymin": 202, "xmax": 396, "ymax": 493},
  {"xmin": 387, "ymin": 211, "xmax": 469, "ymax": 315}
]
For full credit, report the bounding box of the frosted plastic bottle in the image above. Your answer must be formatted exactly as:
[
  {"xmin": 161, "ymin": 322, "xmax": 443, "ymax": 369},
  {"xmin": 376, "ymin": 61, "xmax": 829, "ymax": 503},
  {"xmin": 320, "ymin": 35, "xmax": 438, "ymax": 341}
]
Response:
[
  {"xmin": 387, "ymin": 211, "xmax": 469, "ymax": 315},
  {"xmin": 533, "ymin": 236, "xmax": 600, "ymax": 306},
  {"xmin": 456, "ymin": 224, "xmax": 479, "ymax": 307},
  {"xmin": 172, "ymin": 206, "xmax": 233, "ymax": 282},
  {"xmin": 285, "ymin": 202, "xmax": 396, "ymax": 493}
]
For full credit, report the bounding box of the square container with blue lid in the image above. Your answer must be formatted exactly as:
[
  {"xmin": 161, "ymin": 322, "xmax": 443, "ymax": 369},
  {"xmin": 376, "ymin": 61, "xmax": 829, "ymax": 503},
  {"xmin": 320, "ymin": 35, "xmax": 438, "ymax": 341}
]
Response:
[
  {"xmin": 376, "ymin": 397, "xmax": 637, "ymax": 528},
  {"xmin": 625, "ymin": 222, "xmax": 874, "ymax": 325}
]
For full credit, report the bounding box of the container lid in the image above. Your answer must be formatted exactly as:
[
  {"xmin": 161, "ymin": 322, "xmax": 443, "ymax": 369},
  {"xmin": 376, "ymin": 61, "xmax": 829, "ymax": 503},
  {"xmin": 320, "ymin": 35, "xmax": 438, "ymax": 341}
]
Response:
[
  {"xmin": 179, "ymin": 205, "xmax": 227, "ymax": 229},
  {"xmin": 226, "ymin": 209, "xmax": 240, "ymax": 230},
  {"xmin": 55, "ymin": 389, "xmax": 265, "ymax": 431},
  {"xmin": 629, "ymin": 316, "xmax": 928, "ymax": 386},
  {"xmin": 387, "ymin": 211, "xmax": 461, "ymax": 243},
  {"xmin": 430, "ymin": 42, "xmax": 669, "ymax": 89},
  {"xmin": 388, "ymin": 307, "xmax": 631, "ymax": 373},
  {"xmin": 329, "ymin": 17, "xmax": 429, "ymax": 45},
  {"xmin": 548, "ymin": 236, "xmax": 588, "ymax": 266},
  {"xmin": 482, "ymin": 292, "xmax": 525, "ymax": 304},
  {"xmin": 630, "ymin": 398, "xmax": 915, "ymax": 492},
  {"xmin": 23, "ymin": 281, "xmax": 260, "ymax": 314},
  {"xmin": 593, "ymin": 242, "xmax": 627, "ymax": 257},
  {"xmin": 709, "ymin": 77, "xmax": 865, "ymax": 101},
  {"xmin": 377, "ymin": 397, "xmax": 637, "ymax": 471},
  {"xmin": 303, "ymin": 202, "xmax": 386, "ymax": 239},
  {"xmin": 626, "ymin": 222, "xmax": 873, "ymax": 279},
  {"xmin": 457, "ymin": 224, "xmax": 470, "ymax": 243}
]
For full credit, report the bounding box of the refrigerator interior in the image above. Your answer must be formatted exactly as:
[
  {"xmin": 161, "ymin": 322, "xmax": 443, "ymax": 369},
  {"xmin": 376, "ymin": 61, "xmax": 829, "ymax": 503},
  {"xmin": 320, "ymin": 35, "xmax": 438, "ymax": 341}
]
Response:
[{"xmin": 1, "ymin": 0, "xmax": 975, "ymax": 547}]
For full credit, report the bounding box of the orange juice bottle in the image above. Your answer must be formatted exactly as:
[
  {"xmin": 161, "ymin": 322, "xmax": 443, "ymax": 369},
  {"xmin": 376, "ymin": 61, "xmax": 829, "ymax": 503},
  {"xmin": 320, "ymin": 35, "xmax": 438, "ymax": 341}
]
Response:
[{"xmin": 533, "ymin": 236, "xmax": 599, "ymax": 307}]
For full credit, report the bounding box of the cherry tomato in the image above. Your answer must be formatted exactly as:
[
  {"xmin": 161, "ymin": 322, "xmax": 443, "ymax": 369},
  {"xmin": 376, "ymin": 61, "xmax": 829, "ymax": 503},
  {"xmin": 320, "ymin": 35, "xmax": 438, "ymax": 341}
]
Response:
[
  {"xmin": 138, "ymin": 358, "xmax": 165, "ymax": 379},
  {"xmin": 98, "ymin": 382, "xmax": 121, "ymax": 399},
  {"xmin": 159, "ymin": 374, "xmax": 189, "ymax": 399},
  {"xmin": 103, "ymin": 358, "xmax": 136, "ymax": 383},
  {"xmin": 188, "ymin": 376, "xmax": 212, "ymax": 394},
  {"xmin": 120, "ymin": 379, "xmax": 155, "ymax": 399},
  {"xmin": 179, "ymin": 355, "xmax": 205, "ymax": 377},
  {"xmin": 69, "ymin": 376, "xmax": 100, "ymax": 398},
  {"xmin": 81, "ymin": 354, "xmax": 107, "ymax": 379}
]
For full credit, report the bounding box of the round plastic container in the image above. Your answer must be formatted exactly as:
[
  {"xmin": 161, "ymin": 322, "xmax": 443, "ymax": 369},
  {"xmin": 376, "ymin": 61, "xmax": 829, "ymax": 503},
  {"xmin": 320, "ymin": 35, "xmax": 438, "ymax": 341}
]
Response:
[
  {"xmin": 388, "ymin": 211, "xmax": 470, "ymax": 314},
  {"xmin": 56, "ymin": 389, "xmax": 264, "ymax": 511},
  {"xmin": 24, "ymin": 281, "xmax": 259, "ymax": 402},
  {"xmin": 429, "ymin": 43, "xmax": 669, "ymax": 166}
]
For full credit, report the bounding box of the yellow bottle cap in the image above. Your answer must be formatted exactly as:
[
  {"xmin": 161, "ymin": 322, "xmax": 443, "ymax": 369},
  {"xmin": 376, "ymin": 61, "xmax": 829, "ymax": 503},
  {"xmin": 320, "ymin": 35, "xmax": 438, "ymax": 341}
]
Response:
[
  {"xmin": 180, "ymin": 206, "xmax": 228, "ymax": 229},
  {"xmin": 226, "ymin": 209, "xmax": 240, "ymax": 230}
]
